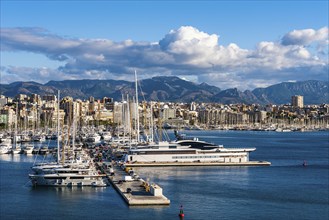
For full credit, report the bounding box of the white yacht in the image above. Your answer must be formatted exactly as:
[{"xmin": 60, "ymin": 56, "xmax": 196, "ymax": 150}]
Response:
[
  {"xmin": 23, "ymin": 144, "xmax": 34, "ymax": 154},
  {"xmin": 29, "ymin": 147, "xmax": 107, "ymax": 187},
  {"xmin": 0, "ymin": 143, "xmax": 12, "ymax": 154},
  {"xmin": 1, "ymin": 137, "xmax": 12, "ymax": 144},
  {"xmin": 29, "ymin": 166, "xmax": 106, "ymax": 187},
  {"xmin": 86, "ymin": 133, "xmax": 101, "ymax": 143},
  {"xmin": 32, "ymin": 135, "xmax": 46, "ymax": 142},
  {"xmin": 123, "ymin": 137, "xmax": 256, "ymax": 164},
  {"xmin": 11, "ymin": 146, "xmax": 22, "ymax": 154}
]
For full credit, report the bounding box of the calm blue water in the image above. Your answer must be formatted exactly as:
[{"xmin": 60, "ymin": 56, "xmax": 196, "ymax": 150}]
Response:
[{"xmin": 1, "ymin": 131, "xmax": 328, "ymax": 220}]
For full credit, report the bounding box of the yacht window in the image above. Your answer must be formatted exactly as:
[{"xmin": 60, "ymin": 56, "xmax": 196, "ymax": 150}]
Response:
[{"xmin": 44, "ymin": 177, "xmax": 66, "ymax": 179}]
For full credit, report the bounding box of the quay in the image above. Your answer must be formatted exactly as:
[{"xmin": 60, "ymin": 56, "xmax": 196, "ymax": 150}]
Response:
[
  {"xmin": 98, "ymin": 161, "xmax": 170, "ymax": 206},
  {"xmin": 124, "ymin": 161, "xmax": 271, "ymax": 167}
]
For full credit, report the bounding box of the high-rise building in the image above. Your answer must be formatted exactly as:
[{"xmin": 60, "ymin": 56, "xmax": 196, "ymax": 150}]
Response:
[
  {"xmin": 291, "ymin": 95, "xmax": 304, "ymax": 108},
  {"xmin": 42, "ymin": 95, "xmax": 56, "ymax": 101}
]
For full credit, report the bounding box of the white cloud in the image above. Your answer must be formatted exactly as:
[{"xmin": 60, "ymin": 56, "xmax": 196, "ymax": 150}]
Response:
[
  {"xmin": 1, "ymin": 26, "xmax": 328, "ymax": 90},
  {"xmin": 160, "ymin": 26, "xmax": 219, "ymax": 55},
  {"xmin": 281, "ymin": 27, "xmax": 328, "ymax": 46}
]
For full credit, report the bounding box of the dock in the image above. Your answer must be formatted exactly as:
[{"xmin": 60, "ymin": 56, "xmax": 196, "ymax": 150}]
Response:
[
  {"xmin": 124, "ymin": 161, "xmax": 271, "ymax": 167},
  {"xmin": 99, "ymin": 162, "xmax": 170, "ymax": 206}
]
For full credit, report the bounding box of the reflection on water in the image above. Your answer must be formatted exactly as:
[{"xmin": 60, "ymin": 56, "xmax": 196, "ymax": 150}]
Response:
[
  {"xmin": 28, "ymin": 184, "xmax": 110, "ymax": 204},
  {"xmin": 135, "ymin": 166, "xmax": 250, "ymax": 179},
  {"xmin": 134, "ymin": 166, "xmax": 251, "ymax": 193},
  {"xmin": 30, "ymin": 185, "xmax": 106, "ymax": 194},
  {"xmin": 0, "ymin": 153, "xmax": 55, "ymax": 163}
]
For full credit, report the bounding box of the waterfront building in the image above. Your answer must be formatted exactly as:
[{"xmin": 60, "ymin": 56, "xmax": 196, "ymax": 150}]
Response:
[
  {"xmin": 30, "ymin": 94, "xmax": 42, "ymax": 105},
  {"xmin": 0, "ymin": 93, "xmax": 328, "ymax": 132},
  {"xmin": 94, "ymin": 108, "xmax": 113, "ymax": 123},
  {"xmin": 42, "ymin": 95, "xmax": 56, "ymax": 102},
  {"xmin": 113, "ymin": 102, "xmax": 124, "ymax": 125},
  {"xmin": 15, "ymin": 94, "xmax": 28, "ymax": 102},
  {"xmin": 160, "ymin": 105, "xmax": 176, "ymax": 120},
  {"xmin": 103, "ymin": 97, "xmax": 114, "ymax": 111},
  {"xmin": 292, "ymin": 95, "xmax": 304, "ymax": 108},
  {"xmin": 0, "ymin": 108, "xmax": 16, "ymax": 129},
  {"xmin": 0, "ymin": 97, "xmax": 7, "ymax": 108}
]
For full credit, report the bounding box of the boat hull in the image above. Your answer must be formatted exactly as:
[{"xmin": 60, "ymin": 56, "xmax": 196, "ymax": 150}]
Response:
[{"xmin": 29, "ymin": 174, "xmax": 107, "ymax": 187}]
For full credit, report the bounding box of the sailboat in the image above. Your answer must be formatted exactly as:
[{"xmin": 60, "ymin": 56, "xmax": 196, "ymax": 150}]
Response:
[
  {"xmin": 12, "ymin": 103, "xmax": 22, "ymax": 154},
  {"xmin": 29, "ymin": 91, "xmax": 107, "ymax": 187}
]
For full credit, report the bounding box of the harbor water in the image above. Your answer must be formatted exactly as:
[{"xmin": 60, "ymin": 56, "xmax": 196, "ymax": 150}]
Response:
[{"xmin": 0, "ymin": 131, "xmax": 328, "ymax": 219}]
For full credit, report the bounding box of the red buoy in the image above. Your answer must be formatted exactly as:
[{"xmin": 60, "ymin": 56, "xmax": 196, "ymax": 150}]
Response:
[{"xmin": 178, "ymin": 205, "xmax": 184, "ymax": 218}]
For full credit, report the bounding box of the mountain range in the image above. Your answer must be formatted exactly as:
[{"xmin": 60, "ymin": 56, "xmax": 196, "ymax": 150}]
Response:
[{"xmin": 0, "ymin": 76, "xmax": 328, "ymax": 105}]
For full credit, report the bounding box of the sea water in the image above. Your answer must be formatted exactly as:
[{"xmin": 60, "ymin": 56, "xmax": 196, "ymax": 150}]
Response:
[{"xmin": 0, "ymin": 131, "xmax": 328, "ymax": 220}]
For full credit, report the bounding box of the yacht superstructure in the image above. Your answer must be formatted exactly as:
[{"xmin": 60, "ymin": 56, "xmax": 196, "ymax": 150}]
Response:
[
  {"xmin": 29, "ymin": 161, "xmax": 106, "ymax": 187},
  {"xmin": 123, "ymin": 136, "xmax": 256, "ymax": 164}
]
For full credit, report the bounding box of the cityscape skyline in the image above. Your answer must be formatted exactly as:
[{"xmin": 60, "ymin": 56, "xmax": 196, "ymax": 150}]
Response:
[
  {"xmin": 1, "ymin": 1, "xmax": 328, "ymax": 90},
  {"xmin": 1, "ymin": 92, "xmax": 328, "ymax": 133}
]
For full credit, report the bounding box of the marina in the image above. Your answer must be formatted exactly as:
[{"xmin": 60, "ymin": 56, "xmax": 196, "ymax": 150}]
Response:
[
  {"xmin": 0, "ymin": 123, "xmax": 272, "ymax": 207},
  {"xmin": 0, "ymin": 130, "xmax": 328, "ymax": 219}
]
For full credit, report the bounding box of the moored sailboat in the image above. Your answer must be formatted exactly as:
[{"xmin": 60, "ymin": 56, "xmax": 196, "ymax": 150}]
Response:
[{"xmin": 28, "ymin": 90, "xmax": 107, "ymax": 187}]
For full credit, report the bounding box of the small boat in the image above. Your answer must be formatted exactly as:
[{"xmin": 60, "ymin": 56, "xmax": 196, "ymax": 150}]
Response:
[
  {"xmin": 23, "ymin": 145, "xmax": 34, "ymax": 154},
  {"xmin": 1, "ymin": 137, "xmax": 12, "ymax": 144},
  {"xmin": 12, "ymin": 147, "xmax": 22, "ymax": 154},
  {"xmin": 39, "ymin": 146, "xmax": 49, "ymax": 154},
  {"xmin": 0, "ymin": 143, "xmax": 12, "ymax": 154},
  {"xmin": 32, "ymin": 147, "xmax": 40, "ymax": 154}
]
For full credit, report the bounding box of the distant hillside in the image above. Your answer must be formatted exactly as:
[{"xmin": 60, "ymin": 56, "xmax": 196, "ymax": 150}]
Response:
[
  {"xmin": 1, "ymin": 81, "xmax": 58, "ymax": 98},
  {"xmin": 139, "ymin": 76, "xmax": 220, "ymax": 102},
  {"xmin": 0, "ymin": 77, "xmax": 328, "ymax": 105},
  {"xmin": 45, "ymin": 79, "xmax": 132, "ymax": 99},
  {"xmin": 252, "ymin": 80, "xmax": 329, "ymax": 104},
  {"xmin": 211, "ymin": 88, "xmax": 260, "ymax": 104}
]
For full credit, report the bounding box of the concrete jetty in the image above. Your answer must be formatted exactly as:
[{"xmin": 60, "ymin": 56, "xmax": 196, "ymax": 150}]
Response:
[
  {"xmin": 101, "ymin": 162, "xmax": 170, "ymax": 206},
  {"xmin": 124, "ymin": 161, "xmax": 271, "ymax": 167}
]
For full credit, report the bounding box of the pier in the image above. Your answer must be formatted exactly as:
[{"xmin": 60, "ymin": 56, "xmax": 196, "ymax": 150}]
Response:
[
  {"xmin": 99, "ymin": 162, "xmax": 170, "ymax": 206},
  {"xmin": 124, "ymin": 161, "xmax": 271, "ymax": 167}
]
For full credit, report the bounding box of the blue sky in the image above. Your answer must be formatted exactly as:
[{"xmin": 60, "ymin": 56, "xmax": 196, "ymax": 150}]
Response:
[{"xmin": 1, "ymin": 1, "xmax": 328, "ymax": 90}]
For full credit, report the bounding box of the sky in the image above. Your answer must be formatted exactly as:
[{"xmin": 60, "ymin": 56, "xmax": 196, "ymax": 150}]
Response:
[{"xmin": 1, "ymin": 0, "xmax": 328, "ymax": 90}]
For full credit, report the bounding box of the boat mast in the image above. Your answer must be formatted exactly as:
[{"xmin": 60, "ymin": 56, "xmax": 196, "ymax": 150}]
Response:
[
  {"xmin": 122, "ymin": 94, "xmax": 126, "ymax": 142},
  {"xmin": 134, "ymin": 70, "xmax": 140, "ymax": 143},
  {"xmin": 133, "ymin": 96, "xmax": 137, "ymax": 142},
  {"xmin": 14, "ymin": 102, "xmax": 18, "ymax": 149},
  {"xmin": 57, "ymin": 90, "xmax": 60, "ymax": 164},
  {"xmin": 127, "ymin": 94, "xmax": 132, "ymax": 145},
  {"xmin": 72, "ymin": 102, "xmax": 75, "ymax": 152},
  {"xmin": 150, "ymin": 102, "xmax": 154, "ymax": 143}
]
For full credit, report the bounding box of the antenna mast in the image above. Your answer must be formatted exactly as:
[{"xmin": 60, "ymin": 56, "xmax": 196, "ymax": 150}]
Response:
[
  {"xmin": 134, "ymin": 70, "xmax": 140, "ymax": 142},
  {"xmin": 57, "ymin": 90, "xmax": 60, "ymax": 163}
]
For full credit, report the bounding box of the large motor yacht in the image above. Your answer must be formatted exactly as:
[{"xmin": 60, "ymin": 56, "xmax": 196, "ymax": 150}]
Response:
[
  {"xmin": 123, "ymin": 132, "xmax": 256, "ymax": 164},
  {"xmin": 29, "ymin": 166, "xmax": 106, "ymax": 187}
]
